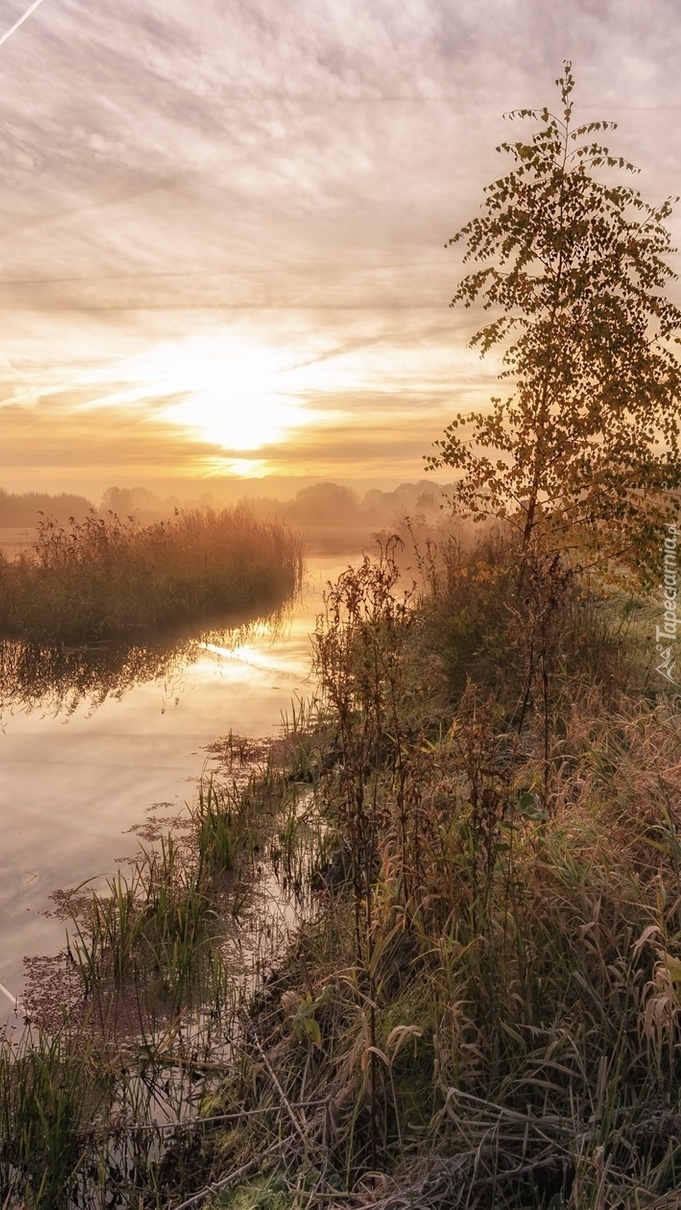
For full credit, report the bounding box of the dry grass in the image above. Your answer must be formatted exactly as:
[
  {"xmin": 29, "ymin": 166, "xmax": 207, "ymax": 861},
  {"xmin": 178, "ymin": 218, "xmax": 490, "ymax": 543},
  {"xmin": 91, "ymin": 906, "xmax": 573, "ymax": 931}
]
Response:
[
  {"xmin": 192, "ymin": 536, "xmax": 681, "ymax": 1209},
  {"xmin": 0, "ymin": 505, "xmax": 302, "ymax": 642}
]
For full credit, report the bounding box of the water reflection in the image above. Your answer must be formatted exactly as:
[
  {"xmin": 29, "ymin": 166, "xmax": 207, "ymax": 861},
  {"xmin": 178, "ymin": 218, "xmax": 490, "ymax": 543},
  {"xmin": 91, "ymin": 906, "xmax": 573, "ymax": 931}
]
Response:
[
  {"xmin": 0, "ymin": 543, "xmax": 369, "ymax": 1007},
  {"xmin": 0, "ymin": 603, "xmax": 293, "ymax": 719}
]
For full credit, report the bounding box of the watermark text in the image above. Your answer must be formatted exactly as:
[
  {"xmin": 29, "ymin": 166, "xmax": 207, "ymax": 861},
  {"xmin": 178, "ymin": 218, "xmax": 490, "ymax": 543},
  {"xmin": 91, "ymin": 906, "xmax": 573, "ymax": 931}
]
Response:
[{"xmin": 656, "ymin": 523, "xmax": 678, "ymax": 684}]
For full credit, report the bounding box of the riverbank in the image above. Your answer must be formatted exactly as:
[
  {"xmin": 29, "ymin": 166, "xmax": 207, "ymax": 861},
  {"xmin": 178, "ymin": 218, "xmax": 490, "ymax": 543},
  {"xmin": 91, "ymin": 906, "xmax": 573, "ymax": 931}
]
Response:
[
  {"xmin": 172, "ymin": 537, "xmax": 681, "ymax": 1209},
  {"xmin": 1, "ymin": 718, "xmax": 335, "ymax": 1208},
  {"xmin": 3, "ymin": 532, "xmax": 680, "ymax": 1208}
]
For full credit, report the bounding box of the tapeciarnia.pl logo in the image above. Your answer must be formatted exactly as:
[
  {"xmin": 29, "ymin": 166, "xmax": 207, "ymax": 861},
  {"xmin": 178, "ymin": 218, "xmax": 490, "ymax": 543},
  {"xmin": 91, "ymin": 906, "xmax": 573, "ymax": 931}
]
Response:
[{"xmin": 656, "ymin": 523, "xmax": 678, "ymax": 684}]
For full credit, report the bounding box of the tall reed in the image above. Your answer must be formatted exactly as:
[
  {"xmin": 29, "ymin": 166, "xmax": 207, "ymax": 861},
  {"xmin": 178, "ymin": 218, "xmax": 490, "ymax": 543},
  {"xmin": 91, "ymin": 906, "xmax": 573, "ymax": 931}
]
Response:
[{"xmin": 0, "ymin": 505, "xmax": 302, "ymax": 642}]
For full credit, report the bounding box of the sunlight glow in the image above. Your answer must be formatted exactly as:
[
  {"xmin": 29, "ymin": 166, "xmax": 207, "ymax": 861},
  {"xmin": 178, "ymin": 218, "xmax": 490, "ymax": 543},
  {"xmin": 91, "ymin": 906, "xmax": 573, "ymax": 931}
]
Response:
[
  {"xmin": 163, "ymin": 389, "xmax": 296, "ymax": 452},
  {"xmin": 155, "ymin": 345, "xmax": 310, "ymax": 453},
  {"xmin": 220, "ymin": 457, "xmax": 269, "ymax": 477},
  {"xmin": 73, "ymin": 337, "xmax": 315, "ymax": 458}
]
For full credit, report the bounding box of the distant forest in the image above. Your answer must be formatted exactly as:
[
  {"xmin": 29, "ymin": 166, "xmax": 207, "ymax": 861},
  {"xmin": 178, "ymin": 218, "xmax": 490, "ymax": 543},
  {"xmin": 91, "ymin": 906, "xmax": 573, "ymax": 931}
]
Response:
[
  {"xmin": 102, "ymin": 480, "xmax": 451, "ymax": 528},
  {"xmin": 0, "ymin": 479, "xmax": 451, "ymax": 530},
  {"xmin": 0, "ymin": 487, "xmax": 95, "ymax": 526}
]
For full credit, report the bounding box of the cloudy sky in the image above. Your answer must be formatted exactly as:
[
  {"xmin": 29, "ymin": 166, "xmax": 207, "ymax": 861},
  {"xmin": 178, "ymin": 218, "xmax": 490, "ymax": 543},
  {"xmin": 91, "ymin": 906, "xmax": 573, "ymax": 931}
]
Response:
[{"xmin": 0, "ymin": 0, "xmax": 680, "ymax": 498}]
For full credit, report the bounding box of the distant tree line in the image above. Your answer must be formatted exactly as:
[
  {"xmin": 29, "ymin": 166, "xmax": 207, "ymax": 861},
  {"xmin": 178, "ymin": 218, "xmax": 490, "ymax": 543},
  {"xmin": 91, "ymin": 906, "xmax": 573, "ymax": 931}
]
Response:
[
  {"xmin": 282, "ymin": 480, "xmax": 449, "ymax": 528},
  {"xmin": 0, "ymin": 488, "xmax": 94, "ymax": 526},
  {"xmin": 0, "ymin": 479, "xmax": 453, "ymax": 532}
]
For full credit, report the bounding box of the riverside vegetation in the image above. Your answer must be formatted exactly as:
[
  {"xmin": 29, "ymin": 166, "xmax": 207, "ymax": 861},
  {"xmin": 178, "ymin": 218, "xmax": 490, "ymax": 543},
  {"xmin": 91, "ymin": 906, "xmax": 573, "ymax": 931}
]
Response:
[
  {"xmin": 2, "ymin": 530, "xmax": 681, "ymax": 1208},
  {"xmin": 0, "ymin": 505, "xmax": 302, "ymax": 643}
]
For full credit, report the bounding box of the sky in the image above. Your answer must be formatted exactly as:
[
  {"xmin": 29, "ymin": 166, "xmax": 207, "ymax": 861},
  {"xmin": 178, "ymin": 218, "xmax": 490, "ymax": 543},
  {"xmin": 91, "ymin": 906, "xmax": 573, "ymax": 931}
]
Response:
[{"xmin": 0, "ymin": 0, "xmax": 680, "ymax": 499}]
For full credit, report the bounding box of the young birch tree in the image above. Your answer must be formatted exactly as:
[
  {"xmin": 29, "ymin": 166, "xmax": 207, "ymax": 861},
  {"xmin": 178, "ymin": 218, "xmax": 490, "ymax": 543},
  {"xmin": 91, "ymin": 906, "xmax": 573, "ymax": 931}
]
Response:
[{"xmin": 427, "ymin": 63, "xmax": 681, "ymax": 586}]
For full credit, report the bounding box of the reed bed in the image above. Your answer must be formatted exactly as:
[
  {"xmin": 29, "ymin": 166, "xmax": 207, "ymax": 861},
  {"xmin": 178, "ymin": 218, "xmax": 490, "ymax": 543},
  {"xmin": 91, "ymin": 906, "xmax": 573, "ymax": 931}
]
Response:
[{"xmin": 0, "ymin": 505, "xmax": 303, "ymax": 642}]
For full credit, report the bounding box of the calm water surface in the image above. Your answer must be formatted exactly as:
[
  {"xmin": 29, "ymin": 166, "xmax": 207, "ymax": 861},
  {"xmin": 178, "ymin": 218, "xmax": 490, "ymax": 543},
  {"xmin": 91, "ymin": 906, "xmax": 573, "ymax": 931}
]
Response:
[{"xmin": 0, "ymin": 536, "xmax": 372, "ymax": 1006}]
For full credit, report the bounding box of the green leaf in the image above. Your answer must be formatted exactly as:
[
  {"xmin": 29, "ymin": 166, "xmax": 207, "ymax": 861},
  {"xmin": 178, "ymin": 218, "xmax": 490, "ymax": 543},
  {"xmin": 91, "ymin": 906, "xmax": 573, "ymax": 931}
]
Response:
[
  {"xmin": 519, "ymin": 792, "xmax": 546, "ymax": 821},
  {"xmin": 304, "ymin": 1018, "xmax": 322, "ymax": 1046}
]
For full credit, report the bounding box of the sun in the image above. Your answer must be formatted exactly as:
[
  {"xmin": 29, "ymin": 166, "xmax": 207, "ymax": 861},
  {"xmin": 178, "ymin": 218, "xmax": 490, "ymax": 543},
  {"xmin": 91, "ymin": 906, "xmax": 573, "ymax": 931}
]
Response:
[
  {"xmin": 165, "ymin": 387, "xmax": 292, "ymax": 452},
  {"xmin": 156, "ymin": 347, "xmax": 307, "ymax": 454},
  {"xmin": 73, "ymin": 338, "xmax": 314, "ymax": 473}
]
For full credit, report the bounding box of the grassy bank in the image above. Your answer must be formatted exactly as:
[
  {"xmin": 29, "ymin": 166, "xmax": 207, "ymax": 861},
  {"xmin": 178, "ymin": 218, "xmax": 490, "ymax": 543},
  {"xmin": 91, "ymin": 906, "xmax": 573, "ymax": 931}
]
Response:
[
  {"xmin": 0, "ymin": 506, "xmax": 302, "ymax": 643},
  {"xmin": 185, "ymin": 537, "xmax": 681, "ymax": 1208},
  {"xmin": 3, "ymin": 534, "xmax": 681, "ymax": 1208}
]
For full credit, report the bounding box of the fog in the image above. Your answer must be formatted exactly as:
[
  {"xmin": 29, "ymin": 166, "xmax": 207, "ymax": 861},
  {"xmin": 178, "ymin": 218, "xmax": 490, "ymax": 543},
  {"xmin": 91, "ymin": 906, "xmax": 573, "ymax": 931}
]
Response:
[{"xmin": 0, "ymin": 477, "xmax": 453, "ymax": 532}]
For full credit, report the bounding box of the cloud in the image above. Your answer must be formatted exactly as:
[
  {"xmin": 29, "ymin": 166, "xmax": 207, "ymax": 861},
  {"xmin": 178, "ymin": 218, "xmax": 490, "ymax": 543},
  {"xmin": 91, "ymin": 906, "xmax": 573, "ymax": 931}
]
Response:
[
  {"xmin": 0, "ymin": 395, "xmax": 212, "ymax": 474},
  {"xmin": 0, "ymin": 0, "xmax": 680, "ymax": 489}
]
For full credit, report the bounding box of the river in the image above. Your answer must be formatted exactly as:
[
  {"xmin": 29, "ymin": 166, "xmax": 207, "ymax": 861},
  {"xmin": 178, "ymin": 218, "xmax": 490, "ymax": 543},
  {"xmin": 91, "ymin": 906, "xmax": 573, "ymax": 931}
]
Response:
[{"xmin": 0, "ymin": 532, "xmax": 373, "ymax": 1011}]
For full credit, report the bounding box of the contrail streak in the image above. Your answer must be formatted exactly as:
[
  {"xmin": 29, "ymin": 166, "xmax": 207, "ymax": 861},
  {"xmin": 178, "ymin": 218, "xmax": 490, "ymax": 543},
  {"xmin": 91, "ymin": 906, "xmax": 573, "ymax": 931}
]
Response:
[
  {"xmin": 0, "ymin": 0, "xmax": 48, "ymax": 49},
  {"xmin": 0, "ymin": 980, "xmax": 19, "ymax": 1010}
]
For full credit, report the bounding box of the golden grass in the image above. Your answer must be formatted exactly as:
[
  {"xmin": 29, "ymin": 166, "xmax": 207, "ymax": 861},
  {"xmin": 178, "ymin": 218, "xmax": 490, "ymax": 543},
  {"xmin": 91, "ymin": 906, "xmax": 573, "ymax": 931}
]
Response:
[{"xmin": 0, "ymin": 505, "xmax": 303, "ymax": 642}]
